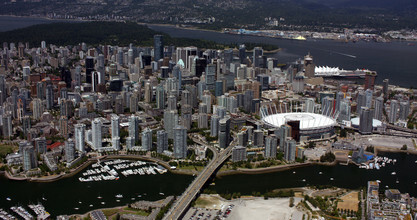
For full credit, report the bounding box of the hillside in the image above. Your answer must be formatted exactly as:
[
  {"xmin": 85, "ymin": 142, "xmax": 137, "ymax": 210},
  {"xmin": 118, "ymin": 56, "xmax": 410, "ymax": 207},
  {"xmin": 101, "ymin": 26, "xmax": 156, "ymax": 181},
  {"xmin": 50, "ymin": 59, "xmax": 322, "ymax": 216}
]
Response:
[
  {"xmin": 0, "ymin": 0, "xmax": 416, "ymax": 31},
  {"xmin": 0, "ymin": 21, "xmax": 278, "ymax": 50}
]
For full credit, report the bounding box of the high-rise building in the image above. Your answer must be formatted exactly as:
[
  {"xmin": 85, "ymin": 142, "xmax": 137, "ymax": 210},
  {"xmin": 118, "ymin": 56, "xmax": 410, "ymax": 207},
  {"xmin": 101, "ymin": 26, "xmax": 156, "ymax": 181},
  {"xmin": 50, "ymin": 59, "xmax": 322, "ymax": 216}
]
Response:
[
  {"xmin": 399, "ymin": 101, "xmax": 410, "ymax": 121},
  {"xmin": 304, "ymin": 54, "xmax": 315, "ymax": 78},
  {"xmin": 85, "ymin": 56, "xmax": 94, "ymax": 84},
  {"xmin": 359, "ymin": 107, "xmax": 373, "ymax": 134},
  {"xmin": 253, "ymin": 129, "xmax": 264, "ymax": 147},
  {"xmin": 92, "ymin": 118, "xmax": 102, "ymax": 150},
  {"xmin": 2, "ymin": 114, "xmax": 12, "ymax": 139},
  {"xmin": 59, "ymin": 116, "xmax": 68, "ymax": 137},
  {"xmin": 46, "ymin": 84, "xmax": 54, "ymax": 109},
  {"xmin": 218, "ymin": 117, "xmax": 231, "ymax": 149},
  {"xmin": 365, "ymin": 89, "xmax": 373, "ymax": 108},
  {"xmin": 141, "ymin": 127, "xmax": 153, "ymax": 151},
  {"xmin": 265, "ymin": 135, "xmax": 278, "ymax": 159},
  {"xmin": 364, "ymin": 71, "xmax": 377, "ymax": 90},
  {"xmin": 164, "ymin": 110, "xmax": 178, "ymax": 139},
  {"xmin": 237, "ymin": 130, "xmax": 248, "ymax": 147},
  {"xmin": 239, "ymin": 44, "xmax": 246, "ymax": 63},
  {"xmin": 144, "ymin": 82, "xmax": 152, "ymax": 103},
  {"xmin": 156, "ymin": 84, "xmax": 165, "ymax": 109},
  {"xmin": 252, "ymin": 47, "xmax": 263, "ymax": 67},
  {"xmin": 198, "ymin": 113, "xmax": 208, "ymax": 129},
  {"xmin": 205, "ymin": 64, "xmax": 216, "ymax": 91},
  {"xmin": 112, "ymin": 136, "xmax": 121, "ymax": 150},
  {"xmin": 65, "ymin": 139, "xmax": 76, "ymax": 162},
  {"xmin": 22, "ymin": 144, "xmax": 37, "ymax": 171},
  {"xmin": 232, "ymin": 146, "xmax": 246, "ymax": 162},
  {"xmin": 173, "ymin": 125, "xmax": 187, "ymax": 159},
  {"xmin": 338, "ymin": 98, "xmax": 351, "ymax": 122},
  {"xmin": 126, "ymin": 136, "xmax": 135, "ymax": 150},
  {"xmin": 383, "ymin": 79, "xmax": 389, "ymax": 100},
  {"xmin": 157, "ymin": 130, "xmax": 168, "ymax": 154},
  {"xmin": 32, "ymin": 98, "xmax": 44, "ymax": 120},
  {"xmin": 357, "ymin": 91, "xmax": 366, "ymax": 114},
  {"xmin": 279, "ymin": 125, "xmax": 291, "ymax": 151},
  {"xmin": 389, "ymin": 100, "xmax": 398, "ymax": 124},
  {"xmin": 210, "ymin": 115, "xmax": 220, "ymax": 137},
  {"xmin": 33, "ymin": 137, "xmax": 46, "ymax": 154},
  {"xmin": 305, "ymin": 98, "xmax": 315, "ymax": 113},
  {"xmin": 111, "ymin": 115, "xmax": 120, "ymax": 138},
  {"xmin": 374, "ymin": 97, "xmax": 384, "ymax": 120},
  {"xmin": 284, "ymin": 138, "xmax": 296, "ymax": 162},
  {"xmin": 154, "ymin": 35, "xmax": 164, "ymax": 61},
  {"xmin": 129, "ymin": 115, "xmax": 140, "ymax": 143},
  {"xmin": 74, "ymin": 124, "xmax": 86, "ymax": 152}
]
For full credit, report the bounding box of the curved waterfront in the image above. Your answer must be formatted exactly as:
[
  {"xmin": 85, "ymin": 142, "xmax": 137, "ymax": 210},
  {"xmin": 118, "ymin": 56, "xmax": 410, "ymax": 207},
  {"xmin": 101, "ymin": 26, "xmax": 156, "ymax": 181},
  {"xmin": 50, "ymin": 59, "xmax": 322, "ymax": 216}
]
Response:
[
  {"xmin": 211, "ymin": 152, "xmax": 417, "ymax": 196},
  {"xmin": 149, "ymin": 24, "xmax": 417, "ymax": 88},
  {"xmin": 0, "ymin": 161, "xmax": 194, "ymax": 217}
]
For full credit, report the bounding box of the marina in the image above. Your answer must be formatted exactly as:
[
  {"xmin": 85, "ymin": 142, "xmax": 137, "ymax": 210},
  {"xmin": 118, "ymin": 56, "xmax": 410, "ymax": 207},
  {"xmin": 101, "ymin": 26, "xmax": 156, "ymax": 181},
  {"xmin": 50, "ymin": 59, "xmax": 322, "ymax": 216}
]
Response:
[
  {"xmin": 358, "ymin": 156, "xmax": 397, "ymax": 170},
  {"xmin": 79, "ymin": 160, "xmax": 167, "ymax": 182},
  {"xmin": 0, "ymin": 209, "xmax": 15, "ymax": 220}
]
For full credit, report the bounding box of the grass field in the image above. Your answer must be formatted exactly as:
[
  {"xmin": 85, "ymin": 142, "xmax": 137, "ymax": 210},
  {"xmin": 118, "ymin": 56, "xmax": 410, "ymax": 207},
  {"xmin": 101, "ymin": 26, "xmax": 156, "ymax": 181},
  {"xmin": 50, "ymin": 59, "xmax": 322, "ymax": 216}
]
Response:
[
  {"xmin": 337, "ymin": 191, "xmax": 359, "ymax": 212},
  {"xmin": 0, "ymin": 144, "xmax": 17, "ymax": 157}
]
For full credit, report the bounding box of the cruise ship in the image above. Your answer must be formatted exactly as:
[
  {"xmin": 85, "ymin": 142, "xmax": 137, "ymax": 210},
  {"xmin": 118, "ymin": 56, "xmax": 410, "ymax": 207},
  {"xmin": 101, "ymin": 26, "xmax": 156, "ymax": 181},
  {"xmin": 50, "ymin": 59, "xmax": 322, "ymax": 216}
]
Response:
[{"xmin": 315, "ymin": 66, "xmax": 377, "ymax": 78}]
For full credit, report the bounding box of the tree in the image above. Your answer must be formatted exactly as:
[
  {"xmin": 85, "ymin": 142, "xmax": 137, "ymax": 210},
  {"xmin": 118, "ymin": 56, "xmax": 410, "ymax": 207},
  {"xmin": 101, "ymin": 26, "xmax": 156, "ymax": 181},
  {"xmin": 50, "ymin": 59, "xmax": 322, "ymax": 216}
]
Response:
[
  {"xmin": 340, "ymin": 129, "xmax": 347, "ymax": 138},
  {"xmin": 289, "ymin": 197, "xmax": 295, "ymax": 207},
  {"xmin": 401, "ymin": 145, "xmax": 408, "ymax": 150}
]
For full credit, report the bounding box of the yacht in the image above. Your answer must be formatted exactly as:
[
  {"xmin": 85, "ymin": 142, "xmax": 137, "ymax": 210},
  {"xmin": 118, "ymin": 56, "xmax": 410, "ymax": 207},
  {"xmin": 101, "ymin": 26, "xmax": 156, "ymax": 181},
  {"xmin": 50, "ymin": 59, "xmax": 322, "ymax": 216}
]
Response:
[
  {"xmin": 115, "ymin": 194, "xmax": 123, "ymax": 198},
  {"xmin": 391, "ymin": 172, "xmax": 396, "ymax": 175}
]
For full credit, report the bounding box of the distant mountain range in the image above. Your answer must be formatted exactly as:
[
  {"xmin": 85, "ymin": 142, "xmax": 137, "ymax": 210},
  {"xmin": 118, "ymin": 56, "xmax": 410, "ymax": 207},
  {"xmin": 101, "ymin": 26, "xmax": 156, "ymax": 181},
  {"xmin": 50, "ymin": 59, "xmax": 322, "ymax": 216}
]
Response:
[{"xmin": 0, "ymin": 0, "xmax": 416, "ymax": 30}]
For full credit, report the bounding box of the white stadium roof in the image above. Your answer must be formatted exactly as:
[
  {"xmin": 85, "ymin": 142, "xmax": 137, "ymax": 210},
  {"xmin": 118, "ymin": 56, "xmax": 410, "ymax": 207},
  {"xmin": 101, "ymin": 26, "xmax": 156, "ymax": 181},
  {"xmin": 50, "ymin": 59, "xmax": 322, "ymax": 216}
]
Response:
[{"xmin": 262, "ymin": 112, "xmax": 337, "ymax": 130}]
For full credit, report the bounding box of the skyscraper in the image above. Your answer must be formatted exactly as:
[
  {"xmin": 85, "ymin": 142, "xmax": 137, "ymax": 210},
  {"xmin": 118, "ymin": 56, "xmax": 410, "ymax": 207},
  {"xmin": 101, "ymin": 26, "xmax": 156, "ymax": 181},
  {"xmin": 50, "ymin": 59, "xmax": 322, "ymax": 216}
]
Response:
[
  {"xmin": 338, "ymin": 98, "xmax": 351, "ymax": 122},
  {"xmin": 365, "ymin": 89, "xmax": 373, "ymax": 108},
  {"xmin": 383, "ymin": 79, "xmax": 389, "ymax": 100},
  {"xmin": 34, "ymin": 137, "xmax": 47, "ymax": 154},
  {"xmin": 22, "ymin": 144, "xmax": 37, "ymax": 171},
  {"xmin": 129, "ymin": 115, "xmax": 139, "ymax": 143},
  {"xmin": 218, "ymin": 117, "xmax": 231, "ymax": 149},
  {"xmin": 205, "ymin": 64, "xmax": 216, "ymax": 92},
  {"xmin": 92, "ymin": 118, "xmax": 102, "ymax": 150},
  {"xmin": 399, "ymin": 101, "xmax": 410, "ymax": 121},
  {"xmin": 157, "ymin": 130, "xmax": 168, "ymax": 154},
  {"xmin": 359, "ymin": 107, "xmax": 373, "ymax": 134},
  {"xmin": 65, "ymin": 139, "xmax": 76, "ymax": 162},
  {"xmin": 304, "ymin": 54, "xmax": 315, "ymax": 78},
  {"xmin": 154, "ymin": 35, "xmax": 164, "ymax": 61},
  {"xmin": 253, "ymin": 130, "xmax": 264, "ymax": 147},
  {"xmin": 357, "ymin": 91, "xmax": 366, "ymax": 114},
  {"xmin": 374, "ymin": 97, "xmax": 384, "ymax": 120},
  {"xmin": 86, "ymin": 56, "xmax": 94, "ymax": 84},
  {"xmin": 232, "ymin": 146, "xmax": 247, "ymax": 162},
  {"xmin": 46, "ymin": 84, "xmax": 54, "ymax": 109},
  {"xmin": 156, "ymin": 84, "xmax": 166, "ymax": 109},
  {"xmin": 284, "ymin": 138, "xmax": 296, "ymax": 162},
  {"xmin": 111, "ymin": 115, "xmax": 120, "ymax": 138},
  {"xmin": 112, "ymin": 137, "xmax": 121, "ymax": 150},
  {"xmin": 2, "ymin": 114, "xmax": 12, "ymax": 139},
  {"xmin": 389, "ymin": 100, "xmax": 398, "ymax": 124},
  {"xmin": 265, "ymin": 135, "xmax": 278, "ymax": 159},
  {"xmin": 279, "ymin": 125, "xmax": 291, "ymax": 151},
  {"xmin": 74, "ymin": 124, "xmax": 86, "ymax": 152},
  {"xmin": 210, "ymin": 115, "xmax": 220, "ymax": 137},
  {"xmin": 364, "ymin": 71, "xmax": 377, "ymax": 90},
  {"xmin": 174, "ymin": 125, "xmax": 187, "ymax": 159},
  {"xmin": 164, "ymin": 110, "xmax": 178, "ymax": 139},
  {"xmin": 141, "ymin": 127, "xmax": 153, "ymax": 151}
]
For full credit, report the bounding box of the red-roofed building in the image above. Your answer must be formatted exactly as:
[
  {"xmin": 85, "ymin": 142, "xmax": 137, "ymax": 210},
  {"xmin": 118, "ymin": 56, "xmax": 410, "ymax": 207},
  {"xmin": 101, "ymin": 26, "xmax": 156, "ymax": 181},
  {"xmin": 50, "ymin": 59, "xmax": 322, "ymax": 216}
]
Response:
[{"xmin": 47, "ymin": 142, "xmax": 63, "ymax": 150}]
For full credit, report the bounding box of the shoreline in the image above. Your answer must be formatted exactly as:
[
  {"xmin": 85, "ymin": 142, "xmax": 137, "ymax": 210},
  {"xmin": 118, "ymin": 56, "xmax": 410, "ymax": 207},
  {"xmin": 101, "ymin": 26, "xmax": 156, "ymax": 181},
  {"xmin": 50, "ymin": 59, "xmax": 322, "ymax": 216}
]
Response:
[
  {"xmin": 1, "ymin": 147, "xmax": 413, "ymax": 182},
  {"xmin": 1, "ymin": 15, "xmax": 416, "ymax": 44}
]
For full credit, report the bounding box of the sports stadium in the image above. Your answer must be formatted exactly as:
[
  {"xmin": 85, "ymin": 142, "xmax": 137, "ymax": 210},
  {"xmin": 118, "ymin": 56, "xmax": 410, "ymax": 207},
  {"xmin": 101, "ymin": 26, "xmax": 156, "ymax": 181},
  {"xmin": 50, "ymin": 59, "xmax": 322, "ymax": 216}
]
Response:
[{"xmin": 260, "ymin": 105, "xmax": 337, "ymax": 141}]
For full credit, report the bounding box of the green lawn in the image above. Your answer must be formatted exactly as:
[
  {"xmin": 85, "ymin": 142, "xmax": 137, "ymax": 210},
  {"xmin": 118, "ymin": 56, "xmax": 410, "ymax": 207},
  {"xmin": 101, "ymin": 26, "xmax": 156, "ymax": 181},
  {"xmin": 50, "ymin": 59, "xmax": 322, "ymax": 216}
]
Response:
[{"xmin": 0, "ymin": 145, "xmax": 16, "ymax": 158}]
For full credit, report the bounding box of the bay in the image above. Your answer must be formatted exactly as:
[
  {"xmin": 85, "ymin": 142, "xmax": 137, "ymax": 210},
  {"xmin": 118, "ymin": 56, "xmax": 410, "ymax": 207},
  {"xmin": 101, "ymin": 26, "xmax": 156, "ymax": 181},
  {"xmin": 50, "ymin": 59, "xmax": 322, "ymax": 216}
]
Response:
[{"xmin": 149, "ymin": 25, "xmax": 417, "ymax": 88}]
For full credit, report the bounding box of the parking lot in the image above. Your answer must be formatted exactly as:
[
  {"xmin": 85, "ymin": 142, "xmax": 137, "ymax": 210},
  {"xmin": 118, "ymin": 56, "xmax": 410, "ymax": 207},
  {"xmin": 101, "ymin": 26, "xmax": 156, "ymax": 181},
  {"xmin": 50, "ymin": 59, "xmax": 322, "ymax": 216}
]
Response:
[{"xmin": 184, "ymin": 204, "xmax": 235, "ymax": 220}]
